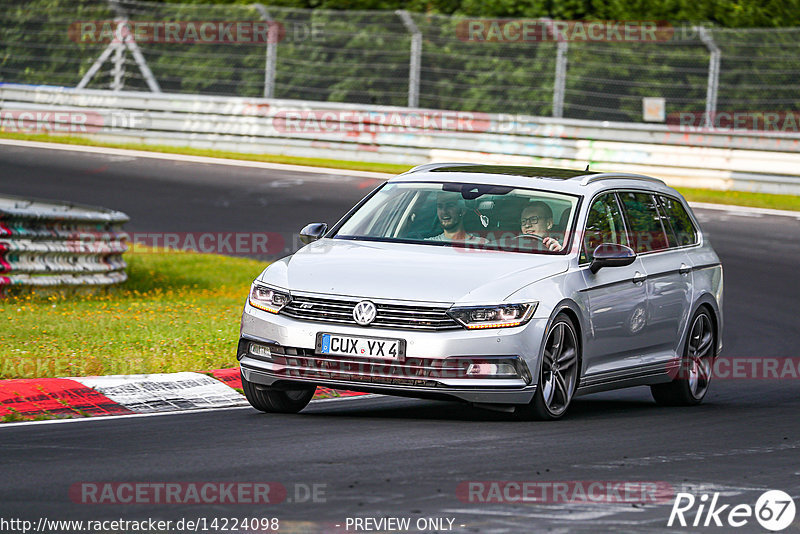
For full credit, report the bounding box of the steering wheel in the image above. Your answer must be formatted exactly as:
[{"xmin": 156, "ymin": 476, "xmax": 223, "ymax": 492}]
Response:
[
  {"xmin": 514, "ymin": 233, "xmax": 546, "ymax": 250},
  {"xmin": 516, "ymin": 233, "xmax": 544, "ymax": 242}
]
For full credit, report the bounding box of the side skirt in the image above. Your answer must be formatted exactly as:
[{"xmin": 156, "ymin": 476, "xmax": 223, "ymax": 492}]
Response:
[{"xmin": 576, "ymin": 360, "xmax": 679, "ymax": 396}]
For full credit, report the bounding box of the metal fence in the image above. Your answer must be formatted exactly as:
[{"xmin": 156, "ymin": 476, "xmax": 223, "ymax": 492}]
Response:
[
  {"xmin": 3, "ymin": 84, "xmax": 800, "ymax": 195},
  {"xmin": 2, "ymin": 0, "xmax": 800, "ymax": 123}
]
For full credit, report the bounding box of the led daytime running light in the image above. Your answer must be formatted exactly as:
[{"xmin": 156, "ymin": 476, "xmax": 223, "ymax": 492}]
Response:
[
  {"xmin": 249, "ymin": 284, "xmax": 290, "ymax": 314},
  {"xmin": 448, "ymin": 302, "xmax": 537, "ymax": 330}
]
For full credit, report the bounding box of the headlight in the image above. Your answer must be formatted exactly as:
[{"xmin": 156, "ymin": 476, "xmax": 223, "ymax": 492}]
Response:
[
  {"xmin": 447, "ymin": 302, "xmax": 537, "ymax": 330},
  {"xmin": 249, "ymin": 283, "xmax": 291, "ymax": 314}
]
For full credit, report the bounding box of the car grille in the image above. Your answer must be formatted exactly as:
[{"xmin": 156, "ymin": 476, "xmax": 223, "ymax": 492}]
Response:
[
  {"xmin": 277, "ymin": 351, "xmax": 467, "ymax": 386},
  {"xmin": 280, "ymin": 295, "xmax": 461, "ymax": 331}
]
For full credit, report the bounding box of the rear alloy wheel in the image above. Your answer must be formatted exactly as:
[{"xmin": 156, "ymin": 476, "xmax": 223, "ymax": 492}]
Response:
[
  {"xmin": 651, "ymin": 309, "xmax": 715, "ymax": 406},
  {"xmin": 241, "ymin": 372, "xmax": 316, "ymax": 414},
  {"xmin": 520, "ymin": 314, "xmax": 580, "ymax": 420}
]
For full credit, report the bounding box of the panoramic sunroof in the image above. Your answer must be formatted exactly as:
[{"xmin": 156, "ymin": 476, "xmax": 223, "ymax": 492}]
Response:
[{"xmin": 430, "ymin": 165, "xmax": 598, "ymax": 179}]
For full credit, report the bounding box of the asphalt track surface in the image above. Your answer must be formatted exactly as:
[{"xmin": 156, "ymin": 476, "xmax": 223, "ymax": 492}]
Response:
[{"xmin": 1, "ymin": 145, "xmax": 799, "ymax": 533}]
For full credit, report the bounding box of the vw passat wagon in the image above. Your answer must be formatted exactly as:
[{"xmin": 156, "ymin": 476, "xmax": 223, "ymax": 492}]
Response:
[{"xmin": 238, "ymin": 164, "xmax": 722, "ymax": 420}]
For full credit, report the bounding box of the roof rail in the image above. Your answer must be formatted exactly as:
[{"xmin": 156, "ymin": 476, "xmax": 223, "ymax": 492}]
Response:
[
  {"xmin": 399, "ymin": 162, "xmax": 481, "ymax": 175},
  {"xmin": 579, "ymin": 173, "xmax": 666, "ymax": 186}
]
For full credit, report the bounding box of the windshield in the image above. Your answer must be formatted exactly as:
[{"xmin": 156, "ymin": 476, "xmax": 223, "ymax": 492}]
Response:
[{"xmin": 333, "ymin": 181, "xmax": 579, "ymax": 253}]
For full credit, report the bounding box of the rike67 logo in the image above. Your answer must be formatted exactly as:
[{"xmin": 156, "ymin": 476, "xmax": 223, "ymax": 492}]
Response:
[{"xmin": 668, "ymin": 490, "xmax": 796, "ymax": 531}]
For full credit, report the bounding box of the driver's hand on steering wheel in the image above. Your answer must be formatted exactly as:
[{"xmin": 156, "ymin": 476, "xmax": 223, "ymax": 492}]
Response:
[{"xmin": 542, "ymin": 237, "xmax": 563, "ymax": 252}]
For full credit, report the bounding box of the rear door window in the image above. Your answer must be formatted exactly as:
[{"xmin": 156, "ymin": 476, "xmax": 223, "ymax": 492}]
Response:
[
  {"xmin": 618, "ymin": 192, "xmax": 669, "ymax": 253},
  {"xmin": 657, "ymin": 195, "xmax": 698, "ymax": 247}
]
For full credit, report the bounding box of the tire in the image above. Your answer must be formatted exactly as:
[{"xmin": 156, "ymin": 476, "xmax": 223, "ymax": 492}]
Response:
[
  {"xmin": 241, "ymin": 372, "xmax": 316, "ymax": 414},
  {"xmin": 651, "ymin": 308, "xmax": 715, "ymax": 406},
  {"xmin": 518, "ymin": 313, "xmax": 580, "ymax": 421}
]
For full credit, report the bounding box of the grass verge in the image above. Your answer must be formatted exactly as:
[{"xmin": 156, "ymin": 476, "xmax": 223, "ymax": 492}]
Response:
[
  {"xmin": 1, "ymin": 132, "xmax": 798, "ymax": 211},
  {"xmin": 677, "ymin": 187, "xmax": 800, "ymax": 211},
  {"xmin": 0, "ymin": 247, "xmax": 265, "ymax": 379}
]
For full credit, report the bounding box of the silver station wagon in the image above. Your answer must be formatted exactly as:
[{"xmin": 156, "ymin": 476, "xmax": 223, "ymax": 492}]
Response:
[{"xmin": 238, "ymin": 164, "xmax": 723, "ymax": 420}]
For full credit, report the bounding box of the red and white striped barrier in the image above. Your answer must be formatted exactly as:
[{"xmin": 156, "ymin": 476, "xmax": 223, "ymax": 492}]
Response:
[
  {"xmin": 0, "ymin": 368, "xmax": 367, "ymax": 422},
  {"xmin": 0, "ymin": 194, "xmax": 128, "ymax": 292}
]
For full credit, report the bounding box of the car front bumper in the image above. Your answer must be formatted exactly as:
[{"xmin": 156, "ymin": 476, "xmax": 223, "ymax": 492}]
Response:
[{"xmin": 239, "ymin": 301, "xmax": 547, "ymax": 405}]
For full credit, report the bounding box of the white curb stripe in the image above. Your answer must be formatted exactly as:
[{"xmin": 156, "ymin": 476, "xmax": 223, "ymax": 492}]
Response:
[{"xmin": 73, "ymin": 372, "xmax": 249, "ymax": 413}]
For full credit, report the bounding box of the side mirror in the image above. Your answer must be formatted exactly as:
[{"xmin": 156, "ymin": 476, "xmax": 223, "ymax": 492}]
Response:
[
  {"xmin": 299, "ymin": 222, "xmax": 328, "ymax": 244},
  {"xmin": 590, "ymin": 243, "xmax": 636, "ymax": 274}
]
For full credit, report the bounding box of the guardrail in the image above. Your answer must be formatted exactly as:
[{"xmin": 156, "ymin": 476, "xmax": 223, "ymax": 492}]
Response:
[
  {"xmin": 2, "ymin": 84, "xmax": 800, "ymax": 195},
  {"xmin": 0, "ymin": 194, "xmax": 128, "ymax": 293}
]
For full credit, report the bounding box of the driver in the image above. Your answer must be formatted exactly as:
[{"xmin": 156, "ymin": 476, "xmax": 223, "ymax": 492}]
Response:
[
  {"xmin": 427, "ymin": 192, "xmax": 488, "ymax": 244},
  {"xmin": 519, "ymin": 202, "xmax": 563, "ymax": 252}
]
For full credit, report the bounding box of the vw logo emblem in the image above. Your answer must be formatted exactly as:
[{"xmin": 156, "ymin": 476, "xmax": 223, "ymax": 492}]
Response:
[{"xmin": 353, "ymin": 300, "xmax": 377, "ymax": 326}]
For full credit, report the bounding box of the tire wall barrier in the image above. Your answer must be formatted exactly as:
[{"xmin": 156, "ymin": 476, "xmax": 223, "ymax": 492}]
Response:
[
  {"xmin": 2, "ymin": 84, "xmax": 800, "ymax": 195},
  {"xmin": 0, "ymin": 194, "xmax": 128, "ymax": 291}
]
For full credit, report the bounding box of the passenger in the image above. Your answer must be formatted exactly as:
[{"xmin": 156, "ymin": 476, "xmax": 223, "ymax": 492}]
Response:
[{"xmin": 427, "ymin": 193, "xmax": 488, "ymax": 244}]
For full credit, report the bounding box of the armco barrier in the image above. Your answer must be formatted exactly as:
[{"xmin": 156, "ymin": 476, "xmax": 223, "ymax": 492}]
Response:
[
  {"xmin": 2, "ymin": 84, "xmax": 800, "ymax": 194},
  {"xmin": 0, "ymin": 194, "xmax": 128, "ymax": 292}
]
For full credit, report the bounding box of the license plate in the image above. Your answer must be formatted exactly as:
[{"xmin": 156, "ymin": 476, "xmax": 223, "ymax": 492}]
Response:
[{"xmin": 316, "ymin": 333, "xmax": 405, "ymax": 360}]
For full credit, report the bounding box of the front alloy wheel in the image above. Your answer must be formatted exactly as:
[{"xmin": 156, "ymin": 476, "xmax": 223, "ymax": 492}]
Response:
[{"xmin": 521, "ymin": 314, "xmax": 579, "ymax": 420}]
